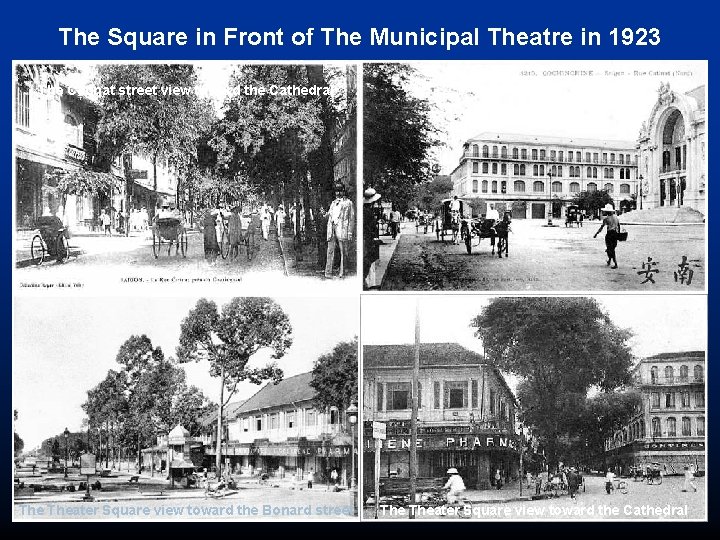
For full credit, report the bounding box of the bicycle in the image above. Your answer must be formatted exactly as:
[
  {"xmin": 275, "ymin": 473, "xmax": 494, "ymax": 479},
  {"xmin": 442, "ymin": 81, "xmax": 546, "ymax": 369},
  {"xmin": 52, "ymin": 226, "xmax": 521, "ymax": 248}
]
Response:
[{"xmin": 424, "ymin": 490, "xmax": 473, "ymax": 519}]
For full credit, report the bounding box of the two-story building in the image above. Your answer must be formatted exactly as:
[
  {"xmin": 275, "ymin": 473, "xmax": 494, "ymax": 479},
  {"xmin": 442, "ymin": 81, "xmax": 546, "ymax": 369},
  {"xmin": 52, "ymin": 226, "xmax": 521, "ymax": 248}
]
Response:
[
  {"xmin": 604, "ymin": 351, "xmax": 705, "ymax": 475},
  {"xmin": 202, "ymin": 372, "xmax": 355, "ymax": 486},
  {"xmin": 450, "ymin": 133, "xmax": 638, "ymax": 219},
  {"xmin": 363, "ymin": 343, "xmax": 519, "ymax": 490}
]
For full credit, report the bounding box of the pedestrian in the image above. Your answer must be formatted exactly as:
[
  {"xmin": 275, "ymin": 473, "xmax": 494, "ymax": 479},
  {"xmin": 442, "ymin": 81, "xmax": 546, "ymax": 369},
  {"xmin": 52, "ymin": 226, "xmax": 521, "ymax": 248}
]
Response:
[
  {"xmin": 682, "ymin": 466, "xmax": 697, "ymax": 492},
  {"xmin": 363, "ymin": 188, "xmax": 382, "ymax": 289},
  {"xmin": 203, "ymin": 209, "xmax": 220, "ymax": 264},
  {"xmin": 526, "ymin": 471, "xmax": 533, "ymax": 489},
  {"xmin": 275, "ymin": 205, "xmax": 286, "ymax": 238},
  {"xmin": 101, "ymin": 209, "xmax": 112, "ymax": 236},
  {"xmin": 248, "ymin": 208, "xmax": 261, "ymax": 256},
  {"xmin": 329, "ymin": 468, "xmax": 339, "ymax": 491},
  {"xmin": 495, "ymin": 469, "xmax": 502, "ymax": 490},
  {"xmin": 605, "ymin": 469, "xmax": 615, "ymax": 494},
  {"xmin": 261, "ymin": 204, "xmax": 272, "ymax": 240},
  {"xmin": 567, "ymin": 467, "xmax": 580, "ymax": 499},
  {"xmin": 228, "ymin": 206, "xmax": 242, "ymax": 260},
  {"xmin": 593, "ymin": 203, "xmax": 621, "ymax": 269},
  {"xmin": 390, "ymin": 206, "xmax": 402, "ymax": 240},
  {"xmin": 307, "ymin": 468, "xmax": 314, "ymax": 489},
  {"xmin": 325, "ymin": 183, "xmax": 355, "ymax": 279}
]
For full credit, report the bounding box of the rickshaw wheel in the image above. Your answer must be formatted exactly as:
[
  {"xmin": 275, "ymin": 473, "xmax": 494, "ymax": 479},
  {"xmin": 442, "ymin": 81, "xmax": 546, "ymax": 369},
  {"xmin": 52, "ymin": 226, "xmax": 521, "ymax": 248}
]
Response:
[
  {"xmin": 220, "ymin": 230, "xmax": 230, "ymax": 259},
  {"xmin": 30, "ymin": 235, "xmax": 46, "ymax": 266},
  {"xmin": 56, "ymin": 233, "xmax": 70, "ymax": 263},
  {"xmin": 180, "ymin": 231, "xmax": 188, "ymax": 258},
  {"xmin": 152, "ymin": 232, "xmax": 160, "ymax": 259}
]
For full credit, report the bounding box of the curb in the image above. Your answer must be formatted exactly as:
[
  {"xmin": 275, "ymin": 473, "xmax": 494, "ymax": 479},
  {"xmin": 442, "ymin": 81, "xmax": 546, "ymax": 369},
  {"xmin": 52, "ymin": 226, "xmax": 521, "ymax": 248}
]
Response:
[{"xmin": 376, "ymin": 234, "xmax": 402, "ymax": 289}]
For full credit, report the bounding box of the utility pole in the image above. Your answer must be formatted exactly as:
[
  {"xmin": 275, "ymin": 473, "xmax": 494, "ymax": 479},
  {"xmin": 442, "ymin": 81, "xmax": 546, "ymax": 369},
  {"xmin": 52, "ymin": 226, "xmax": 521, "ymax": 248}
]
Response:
[{"xmin": 409, "ymin": 302, "xmax": 420, "ymax": 519}]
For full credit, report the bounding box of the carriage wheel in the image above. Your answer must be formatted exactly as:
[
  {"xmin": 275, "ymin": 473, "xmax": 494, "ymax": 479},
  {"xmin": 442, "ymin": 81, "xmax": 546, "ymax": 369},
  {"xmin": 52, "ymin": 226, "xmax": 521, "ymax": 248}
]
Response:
[
  {"xmin": 618, "ymin": 481, "xmax": 628, "ymax": 494},
  {"xmin": 56, "ymin": 233, "xmax": 70, "ymax": 263},
  {"xmin": 30, "ymin": 235, "xmax": 46, "ymax": 266},
  {"xmin": 180, "ymin": 231, "xmax": 188, "ymax": 258},
  {"xmin": 152, "ymin": 232, "xmax": 160, "ymax": 259},
  {"xmin": 656, "ymin": 474, "xmax": 662, "ymax": 485},
  {"xmin": 220, "ymin": 230, "xmax": 230, "ymax": 259}
]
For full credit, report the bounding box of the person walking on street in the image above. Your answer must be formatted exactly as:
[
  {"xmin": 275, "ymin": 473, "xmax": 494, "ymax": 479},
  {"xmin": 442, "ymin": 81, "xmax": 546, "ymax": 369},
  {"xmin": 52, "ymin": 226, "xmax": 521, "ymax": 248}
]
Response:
[
  {"xmin": 101, "ymin": 209, "xmax": 112, "ymax": 236},
  {"xmin": 390, "ymin": 206, "xmax": 402, "ymax": 240},
  {"xmin": 605, "ymin": 469, "xmax": 616, "ymax": 494},
  {"xmin": 261, "ymin": 204, "xmax": 272, "ymax": 240},
  {"xmin": 363, "ymin": 188, "xmax": 382, "ymax": 289},
  {"xmin": 275, "ymin": 205, "xmax": 286, "ymax": 238},
  {"xmin": 682, "ymin": 466, "xmax": 698, "ymax": 492},
  {"xmin": 593, "ymin": 203, "xmax": 621, "ymax": 269},
  {"xmin": 495, "ymin": 469, "xmax": 502, "ymax": 490},
  {"xmin": 203, "ymin": 210, "xmax": 220, "ymax": 264},
  {"xmin": 325, "ymin": 183, "xmax": 354, "ymax": 279},
  {"xmin": 329, "ymin": 468, "xmax": 339, "ymax": 491},
  {"xmin": 307, "ymin": 468, "xmax": 314, "ymax": 489}
]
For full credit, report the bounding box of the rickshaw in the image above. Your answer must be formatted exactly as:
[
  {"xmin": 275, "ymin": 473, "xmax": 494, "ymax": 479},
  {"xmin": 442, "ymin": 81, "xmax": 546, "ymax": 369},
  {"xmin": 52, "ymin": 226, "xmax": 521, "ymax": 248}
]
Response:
[
  {"xmin": 151, "ymin": 215, "xmax": 188, "ymax": 258},
  {"xmin": 437, "ymin": 198, "xmax": 468, "ymax": 243},
  {"xmin": 29, "ymin": 216, "xmax": 71, "ymax": 266},
  {"xmin": 645, "ymin": 463, "xmax": 663, "ymax": 485},
  {"xmin": 565, "ymin": 205, "xmax": 584, "ymax": 227},
  {"xmin": 460, "ymin": 210, "xmax": 512, "ymax": 257}
]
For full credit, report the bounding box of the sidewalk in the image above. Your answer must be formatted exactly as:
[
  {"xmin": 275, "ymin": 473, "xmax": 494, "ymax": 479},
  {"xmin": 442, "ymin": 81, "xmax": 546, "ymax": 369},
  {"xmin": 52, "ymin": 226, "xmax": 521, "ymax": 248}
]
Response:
[
  {"xmin": 369, "ymin": 225, "xmax": 402, "ymax": 289},
  {"xmin": 277, "ymin": 226, "xmax": 357, "ymax": 280}
]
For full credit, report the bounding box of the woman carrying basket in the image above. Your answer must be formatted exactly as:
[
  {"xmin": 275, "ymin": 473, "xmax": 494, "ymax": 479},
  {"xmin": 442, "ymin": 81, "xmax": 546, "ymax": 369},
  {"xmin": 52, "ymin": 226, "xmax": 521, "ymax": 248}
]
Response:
[{"xmin": 593, "ymin": 204, "xmax": 621, "ymax": 269}]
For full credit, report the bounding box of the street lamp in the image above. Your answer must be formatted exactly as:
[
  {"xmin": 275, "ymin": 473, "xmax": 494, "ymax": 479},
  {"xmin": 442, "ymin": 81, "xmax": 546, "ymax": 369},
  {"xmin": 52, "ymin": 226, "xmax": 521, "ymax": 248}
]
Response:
[
  {"xmin": 546, "ymin": 171, "xmax": 556, "ymax": 226},
  {"xmin": 346, "ymin": 403, "xmax": 358, "ymax": 517},
  {"xmin": 64, "ymin": 427, "xmax": 70, "ymax": 479}
]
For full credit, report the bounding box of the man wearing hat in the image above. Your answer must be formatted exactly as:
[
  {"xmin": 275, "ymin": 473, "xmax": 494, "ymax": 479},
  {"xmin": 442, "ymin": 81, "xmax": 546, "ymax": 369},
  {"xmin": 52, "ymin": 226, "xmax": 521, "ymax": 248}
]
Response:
[
  {"xmin": 593, "ymin": 203, "xmax": 621, "ymax": 269},
  {"xmin": 325, "ymin": 182, "xmax": 355, "ymax": 279},
  {"xmin": 363, "ymin": 187, "xmax": 382, "ymax": 288},
  {"xmin": 443, "ymin": 468, "xmax": 466, "ymax": 505}
]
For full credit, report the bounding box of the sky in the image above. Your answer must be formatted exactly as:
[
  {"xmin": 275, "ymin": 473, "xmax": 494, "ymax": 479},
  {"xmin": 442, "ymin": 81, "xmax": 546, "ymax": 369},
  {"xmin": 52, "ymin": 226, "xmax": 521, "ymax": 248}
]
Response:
[
  {"xmin": 397, "ymin": 60, "xmax": 707, "ymax": 174},
  {"xmin": 13, "ymin": 297, "xmax": 358, "ymax": 450}
]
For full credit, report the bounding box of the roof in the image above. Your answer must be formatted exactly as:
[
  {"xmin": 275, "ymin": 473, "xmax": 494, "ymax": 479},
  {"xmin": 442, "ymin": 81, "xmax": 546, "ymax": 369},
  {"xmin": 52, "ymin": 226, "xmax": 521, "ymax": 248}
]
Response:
[
  {"xmin": 685, "ymin": 86, "xmax": 706, "ymax": 111},
  {"xmin": 363, "ymin": 343, "xmax": 485, "ymax": 369},
  {"xmin": 642, "ymin": 351, "xmax": 705, "ymax": 361},
  {"xmin": 466, "ymin": 132, "xmax": 636, "ymax": 150},
  {"xmin": 232, "ymin": 372, "xmax": 316, "ymax": 416},
  {"xmin": 199, "ymin": 399, "xmax": 247, "ymax": 427}
]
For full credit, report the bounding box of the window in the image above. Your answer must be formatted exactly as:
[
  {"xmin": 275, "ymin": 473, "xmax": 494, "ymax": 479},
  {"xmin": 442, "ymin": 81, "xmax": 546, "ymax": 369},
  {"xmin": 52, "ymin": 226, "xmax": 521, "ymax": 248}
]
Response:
[
  {"xmin": 512, "ymin": 148, "xmax": 519, "ymax": 159},
  {"xmin": 472, "ymin": 162, "xmax": 478, "ymax": 173},
  {"xmin": 243, "ymin": 417, "xmax": 250, "ymax": 432},
  {"xmin": 533, "ymin": 164, "xmax": 538, "ymax": 176},
  {"xmin": 539, "ymin": 165, "xmax": 545, "ymax": 176},
  {"xmin": 664, "ymin": 366, "xmax": 674, "ymax": 381},
  {"xmin": 626, "ymin": 154, "xmax": 631, "ymax": 164},
  {"xmin": 585, "ymin": 152, "xmax": 591, "ymax": 162},
  {"xmin": 681, "ymin": 392, "xmax": 690, "ymax": 408},
  {"xmin": 533, "ymin": 181, "xmax": 544, "ymax": 193},
  {"xmin": 491, "ymin": 181, "xmax": 498, "ymax": 193},
  {"xmin": 521, "ymin": 149, "xmax": 527, "ymax": 159},
  {"xmin": 444, "ymin": 381, "xmax": 468, "ymax": 409},
  {"xmin": 651, "ymin": 366, "xmax": 659, "ymax": 383},
  {"xmin": 569, "ymin": 182, "xmax": 580, "ymax": 193},
  {"xmin": 666, "ymin": 417, "xmax": 676, "ymax": 437},
  {"xmin": 682, "ymin": 417, "xmax": 691, "ymax": 436},
  {"xmin": 651, "ymin": 392, "xmax": 660, "ymax": 408},
  {"xmin": 492, "ymin": 145, "xmax": 498, "ymax": 157},
  {"xmin": 665, "ymin": 393, "xmax": 675, "ymax": 408},
  {"xmin": 697, "ymin": 417, "xmax": 705, "ymax": 436},
  {"xmin": 557, "ymin": 165, "xmax": 563, "ymax": 177},
  {"xmin": 472, "ymin": 144, "xmax": 479, "ymax": 157},
  {"xmin": 602, "ymin": 153, "xmax": 608, "ymax": 163},
  {"xmin": 482, "ymin": 162, "xmax": 489, "ymax": 174},
  {"xmin": 471, "ymin": 380, "xmax": 478, "ymax": 408},
  {"xmin": 513, "ymin": 164, "xmax": 519, "ymax": 175},
  {"xmin": 593, "ymin": 153, "xmax": 598, "ymax": 163},
  {"xmin": 651, "ymin": 417, "xmax": 661, "ymax": 437},
  {"xmin": 587, "ymin": 166, "xmax": 593, "ymax": 178},
  {"xmin": 501, "ymin": 146, "xmax": 507, "ymax": 158},
  {"xmin": 604, "ymin": 183, "xmax": 614, "ymax": 193},
  {"xmin": 695, "ymin": 392, "xmax": 705, "ymax": 408},
  {"xmin": 592, "ymin": 167, "xmax": 598, "ymax": 178},
  {"xmin": 481, "ymin": 180, "xmax": 488, "ymax": 193},
  {"xmin": 330, "ymin": 409, "xmax": 339, "ymax": 424},
  {"xmin": 305, "ymin": 408, "xmax": 316, "ymax": 426},
  {"xmin": 269, "ymin": 413, "xmax": 279, "ymax": 429},
  {"xmin": 64, "ymin": 114, "xmax": 82, "ymax": 147},
  {"xmin": 679, "ymin": 365, "xmax": 688, "ymax": 381},
  {"xmin": 377, "ymin": 383, "xmax": 384, "ymax": 410},
  {"xmin": 472, "ymin": 179, "xmax": 478, "ymax": 193},
  {"xmin": 256, "ymin": 416, "xmax": 263, "ymax": 431},
  {"xmin": 558, "ymin": 151, "xmax": 564, "ymax": 161},
  {"xmin": 619, "ymin": 154, "xmax": 624, "ymax": 164},
  {"xmin": 15, "ymin": 84, "xmax": 30, "ymax": 127},
  {"xmin": 620, "ymin": 169, "xmax": 625, "ymax": 180},
  {"xmin": 540, "ymin": 149, "xmax": 546, "ymax": 160},
  {"xmin": 610, "ymin": 153, "xmax": 615, "ymax": 163},
  {"xmin": 520, "ymin": 165, "xmax": 526, "ymax": 176},
  {"xmin": 387, "ymin": 382, "xmax": 411, "ymax": 410},
  {"xmin": 625, "ymin": 168, "xmax": 631, "ymax": 179},
  {"xmin": 501, "ymin": 164, "xmax": 507, "ymax": 175},
  {"xmin": 287, "ymin": 411, "xmax": 295, "ymax": 428},
  {"xmin": 434, "ymin": 381, "xmax": 441, "ymax": 409},
  {"xmin": 550, "ymin": 150, "xmax": 556, "ymax": 160},
  {"xmin": 587, "ymin": 182, "xmax": 597, "ymax": 192},
  {"xmin": 489, "ymin": 390, "xmax": 496, "ymax": 414},
  {"xmin": 482, "ymin": 145, "xmax": 489, "ymax": 157},
  {"xmin": 532, "ymin": 149, "xmax": 538, "ymax": 160},
  {"xmin": 552, "ymin": 181, "xmax": 562, "ymax": 193},
  {"xmin": 694, "ymin": 365, "xmax": 703, "ymax": 381},
  {"xmin": 514, "ymin": 180, "xmax": 525, "ymax": 193},
  {"xmin": 492, "ymin": 163, "xmax": 498, "ymax": 174},
  {"xmin": 620, "ymin": 183, "xmax": 630, "ymax": 194},
  {"xmin": 576, "ymin": 151, "xmax": 581, "ymax": 161}
]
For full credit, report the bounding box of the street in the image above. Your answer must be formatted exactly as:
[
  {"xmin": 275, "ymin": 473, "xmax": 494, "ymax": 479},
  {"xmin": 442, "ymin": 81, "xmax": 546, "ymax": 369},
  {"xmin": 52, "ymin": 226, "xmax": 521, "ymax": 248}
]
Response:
[
  {"xmin": 380, "ymin": 220, "xmax": 705, "ymax": 291},
  {"xmin": 363, "ymin": 475, "xmax": 705, "ymax": 520}
]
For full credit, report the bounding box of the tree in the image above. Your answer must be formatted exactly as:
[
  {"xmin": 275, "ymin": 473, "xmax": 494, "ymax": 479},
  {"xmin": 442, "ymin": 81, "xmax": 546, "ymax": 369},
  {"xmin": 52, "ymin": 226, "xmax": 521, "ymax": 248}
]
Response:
[
  {"xmin": 13, "ymin": 409, "xmax": 24, "ymax": 458},
  {"xmin": 471, "ymin": 297, "xmax": 634, "ymax": 470},
  {"xmin": 310, "ymin": 339, "xmax": 358, "ymax": 410},
  {"xmin": 51, "ymin": 438, "xmax": 61, "ymax": 464},
  {"xmin": 364, "ymin": 64, "xmax": 440, "ymax": 213},
  {"xmin": 572, "ymin": 189, "xmax": 614, "ymax": 217},
  {"xmin": 176, "ymin": 297, "xmax": 293, "ymax": 474},
  {"xmin": 411, "ymin": 175, "xmax": 454, "ymax": 211},
  {"xmin": 170, "ymin": 385, "xmax": 216, "ymax": 436}
]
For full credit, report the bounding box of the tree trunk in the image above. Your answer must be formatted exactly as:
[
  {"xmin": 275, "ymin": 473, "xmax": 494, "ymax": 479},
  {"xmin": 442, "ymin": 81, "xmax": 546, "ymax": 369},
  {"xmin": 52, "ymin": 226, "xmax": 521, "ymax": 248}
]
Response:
[
  {"xmin": 152, "ymin": 154, "xmax": 158, "ymax": 219},
  {"xmin": 123, "ymin": 154, "xmax": 132, "ymax": 237},
  {"xmin": 216, "ymin": 365, "xmax": 225, "ymax": 477}
]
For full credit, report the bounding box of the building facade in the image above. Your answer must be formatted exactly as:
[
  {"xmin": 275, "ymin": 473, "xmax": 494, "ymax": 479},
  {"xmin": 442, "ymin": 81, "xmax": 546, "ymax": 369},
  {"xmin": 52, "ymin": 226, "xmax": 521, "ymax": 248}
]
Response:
[
  {"xmin": 604, "ymin": 351, "xmax": 705, "ymax": 475},
  {"xmin": 363, "ymin": 343, "xmax": 520, "ymax": 490},
  {"xmin": 201, "ymin": 372, "xmax": 355, "ymax": 486},
  {"xmin": 636, "ymin": 84, "xmax": 706, "ymax": 215},
  {"xmin": 450, "ymin": 133, "xmax": 638, "ymax": 219}
]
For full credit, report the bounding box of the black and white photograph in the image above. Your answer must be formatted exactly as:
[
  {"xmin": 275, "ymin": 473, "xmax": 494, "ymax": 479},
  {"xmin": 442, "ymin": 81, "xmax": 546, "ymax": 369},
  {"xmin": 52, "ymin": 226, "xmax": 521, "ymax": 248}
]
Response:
[
  {"xmin": 14, "ymin": 62, "xmax": 357, "ymax": 293},
  {"xmin": 361, "ymin": 295, "xmax": 706, "ymax": 520},
  {"xmin": 363, "ymin": 61, "xmax": 706, "ymax": 291},
  {"xmin": 13, "ymin": 296, "xmax": 359, "ymax": 520}
]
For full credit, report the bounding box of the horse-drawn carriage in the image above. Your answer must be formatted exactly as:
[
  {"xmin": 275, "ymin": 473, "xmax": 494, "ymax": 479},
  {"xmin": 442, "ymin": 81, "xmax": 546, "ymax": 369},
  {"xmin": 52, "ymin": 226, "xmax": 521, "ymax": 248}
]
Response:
[
  {"xmin": 151, "ymin": 216, "xmax": 188, "ymax": 258},
  {"xmin": 461, "ymin": 211, "xmax": 511, "ymax": 257},
  {"xmin": 437, "ymin": 198, "xmax": 467, "ymax": 243},
  {"xmin": 565, "ymin": 205, "xmax": 584, "ymax": 227}
]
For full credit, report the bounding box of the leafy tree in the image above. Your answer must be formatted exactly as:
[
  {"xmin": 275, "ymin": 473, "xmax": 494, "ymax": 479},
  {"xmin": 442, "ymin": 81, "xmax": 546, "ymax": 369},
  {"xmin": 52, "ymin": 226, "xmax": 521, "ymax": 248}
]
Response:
[
  {"xmin": 51, "ymin": 438, "xmax": 61, "ymax": 464},
  {"xmin": 13, "ymin": 409, "xmax": 24, "ymax": 458},
  {"xmin": 572, "ymin": 189, "xmax": 614, "ymax": 217},
  {"xmin": 471, "ymin": 297, "xmax": 634, "ymax": 470},
  {"xmin": 310, "ymin": 339, "xmax": 358, "ymax": 410},
  {"xmin": 177, "ymin": 297, "xmax": 292, "ymax": 474},
  {"xmin": 15, "ymin": 64, "xmax": 76, "ymax": 90},
  {"xmin": 169, "ymin": 385, "xmax": 216, "ymax": 436},
  {"xmin": 364, "ymin": 64, "xmax": 440, "ymax": 213},
  {"xmin": 411, "ymin": 176, "xmax": 453, "ymax": 211}
]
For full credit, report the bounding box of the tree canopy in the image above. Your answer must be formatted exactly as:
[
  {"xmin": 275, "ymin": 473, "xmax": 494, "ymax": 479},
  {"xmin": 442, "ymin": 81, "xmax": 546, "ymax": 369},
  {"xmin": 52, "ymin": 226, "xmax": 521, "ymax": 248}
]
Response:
[
  {"xmin": 310, "ymin": 338, "xmax": 358, "ymax": 410},
  {"xmin": 572, "ymin": 189, "xmax": 614, "ymax": 216}
]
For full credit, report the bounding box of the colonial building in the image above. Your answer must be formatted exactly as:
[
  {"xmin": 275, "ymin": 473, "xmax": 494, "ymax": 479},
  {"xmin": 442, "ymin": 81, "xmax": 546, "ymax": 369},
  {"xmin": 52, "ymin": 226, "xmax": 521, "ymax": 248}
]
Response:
[
  {"xmin": 141, "ymin": 424, "xmax": 204, "ymax": 481},
  {"xmin": 636, "ymin": 84, "xmax": 706, "ymax": 215},
  {"xmin": 450, "ymin": 133, "xmax": 638, "ymax": 219},
  {"xmin": 604, "ymin": 351, "xmax": 705, "ymax": 475},
  {"xmin": 202, "ymin": 372, "xmax": 355, "ymax": 486},
  {"xmin": 363, "ymin": 343, "xmax": 520, "ymax": 490}
]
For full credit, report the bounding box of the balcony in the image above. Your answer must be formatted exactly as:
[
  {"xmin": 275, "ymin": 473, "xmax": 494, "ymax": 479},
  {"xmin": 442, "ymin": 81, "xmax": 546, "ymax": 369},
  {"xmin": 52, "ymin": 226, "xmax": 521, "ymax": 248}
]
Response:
[
  {"xmin": 641, "ymin": 376, "xmax": 704, "ymax": 386},
  {"xmin": 660, "ymin": 164, "xmax": 686, "ymax": 174}
]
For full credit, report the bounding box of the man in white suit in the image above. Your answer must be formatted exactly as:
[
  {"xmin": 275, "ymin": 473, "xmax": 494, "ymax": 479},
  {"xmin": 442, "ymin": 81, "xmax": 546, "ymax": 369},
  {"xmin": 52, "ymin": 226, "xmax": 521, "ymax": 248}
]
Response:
[{"xmin": 325, "ymin": 183, "xmax": 355, "ymax": 279}]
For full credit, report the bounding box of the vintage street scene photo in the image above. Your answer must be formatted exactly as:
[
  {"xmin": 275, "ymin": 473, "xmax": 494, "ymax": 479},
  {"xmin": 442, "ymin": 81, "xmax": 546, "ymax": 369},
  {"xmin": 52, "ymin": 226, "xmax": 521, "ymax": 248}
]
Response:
[
  {"xmin": 14, "ymin": 63, "xmax": 357, "ymax": 293},
  {"xmin": 361, "ymin": 295, "xmax": 706, "ymax": 520},
  {"xmin": 13, "ymin": 297, "xmax": 359, "ymax": 520},
  {"xmin": 363, "ymin": 61, "xmax": 706, "ymax": 291}
]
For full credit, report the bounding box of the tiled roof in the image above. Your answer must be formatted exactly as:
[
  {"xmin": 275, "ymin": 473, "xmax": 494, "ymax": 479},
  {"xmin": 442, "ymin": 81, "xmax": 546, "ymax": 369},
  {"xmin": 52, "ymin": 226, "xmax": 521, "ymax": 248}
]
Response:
[
  {"xmin": 231, "ymin": 372, "xmax": 316, "ymax": 416},
  {"xmin": 466, "ymin": 132, "xmax": 636, "ymax": 150},
  {"xmin": 199, "ymin": 399, "xmax": 247, "ymax": 427},
  {"xmin": 363, "ymin": 343, "xmax": 485, "ymax": 369},
  {"xmin": 643, "ymin": 350, "xmax": 705, "ymax": 361}
]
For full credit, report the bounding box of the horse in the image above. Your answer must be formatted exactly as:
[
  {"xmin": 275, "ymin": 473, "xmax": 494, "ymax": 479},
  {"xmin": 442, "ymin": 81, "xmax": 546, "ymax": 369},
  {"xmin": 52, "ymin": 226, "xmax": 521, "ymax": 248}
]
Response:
[
  {"xmin": 450, "ymin": 210, "xmax": 462, "ymax": 244},
  {"xmin": 462, "ymin": 213, "xmax": 511, "ymax": 257}
]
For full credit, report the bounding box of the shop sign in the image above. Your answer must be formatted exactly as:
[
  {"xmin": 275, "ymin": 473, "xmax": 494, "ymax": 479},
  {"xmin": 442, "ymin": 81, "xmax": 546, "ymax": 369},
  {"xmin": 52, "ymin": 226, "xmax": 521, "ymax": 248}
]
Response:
[
  {"xmin": 364, "ymin": 434, "xmax": 519, "ymax": 452},
  {"xmin": 65, "ymin": 145, "xmax": 86, "ymax": 162},
  {"xmin": 240, "ymin": 445, "xmax": 351, "ymax": 457},
  {"xmin": 636, "ymin": 441, "xmax": 705, "ymax": 452}
]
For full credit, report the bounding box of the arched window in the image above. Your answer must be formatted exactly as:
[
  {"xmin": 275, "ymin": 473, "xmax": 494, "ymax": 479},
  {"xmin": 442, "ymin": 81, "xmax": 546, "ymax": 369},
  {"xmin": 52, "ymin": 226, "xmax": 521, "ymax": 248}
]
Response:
[
  {"xmin": 539, "ymin": 165, "xmax": 545, "ymax": 176},
  {"xmin": 472, "ymin": 179, "xmax": 478, "ymax": 193},
  {"xmin": 697, "ymin": 417, "xmax": 705, "ymax": 436},
  {"xmin": 540, "ymin": 149, "xmax": 546, "ymax": 160},
  {"xmin": 501, "ymin": 146, "xmax": 507, "ymax": 158},
  {"xmin": 557, "ymin": 166, "xmax": 563, "ymax": 177},
  {"xmin": 492, "ymin": 145, "xmax": 498, "ymax": 157},
  {"xmin": 609, "ymin": 168, "xmax": 614, "ymax": 179},
  {"xmin": 482, "ymin": 162, "xmax": 488, "ymax": 174},
  {"xmin": 620, "ymin": 183, "xmax": 630, "ymax": 194},
  {"xmin": 472, "ymin": 162, "xmax": 479, "ymax": 173},
  {"xmin": 521, "ymin": 149, "xmax": 527, "ymax": 159},
  {"xmin": 694, "ymin": 365, "xmax": 703, "ymax": 381},
  {"xmin": 492, "ymin": 163, "xmax": 498, "ymax": 174},
  {"xmin": 666, "ymin": 417, "xmax": 676, "ymax": 437},
  {"xmin": 472, "ymin": 144, "xmax": 479, "ymax": 157},
  {"xmin": 533, "ymin": 181, "xmax": 544, "ymax": 193},
  {"xmin": 682, "ymin": 417, "xmax": 691, "ymax": 436},
  {"xmin": 626, "ymin": 168, "xmax": 631, "ymax": 179},
  {"xmin": 569, "ymin": 182, "xmax": 580, "ymax": 193},
  {"xmin": 482, "ymin": 145, "xmax": 489, "ymax": 158},
  {"xmin": 680, "ymin": 365, "xmax": 689, "ymax": 381},
  {"xmin": 604, "ymin": 183, "xmax": 614, "ymax": 193},
  {"xmin": 620, "ymin": 169, "xmax": 625, "ymax": 180},
  {"xmin": 665, "ymin": 366, "xmax": 674, "ymax": 381},
  {"xmin": 501, "ymin": 164, "xmax": 507, "ymax": 175},
  {"xmin": 587, "ymin": 166, "xmax": 593, "ymax": 178},
  {"xmin": 491, "ymin": 181, "xmax": 498, "ymax": 193},
  {"xmin": 520, "ymin": 165, "xmax": 526, "ymax": 176},
  {"xmin": 587, "ymin": 182, "xmax": 597, "ymax": 192},
  {"xmin": 552, "ymin": 165, "xmax": 557, "ymax": 176},
  {"xmin": 651, "ymin": 417, "xmax": 661, "ymax": 437},
  {"xmin": 586, "ymin": 152, "xmax": 591, "ymax": 162},
  {"xmin": 514, "ymin": 180, "xmax": 525, "ymax": 193},
  {"xmin": 552, "ymin": 181, "xmax": 562, "ymax": 193},
  {"xmin": 512, "ymin": 148, "xmax": 519, "ymax": 159},
  {"xmin": 481, "ymin": 180, "xmax": 488, "ymax": 193},
  {"xmin": 533, "ymin": 164, "xmax": 539, "ymax": 176},
  {"xmin": 513, "ymin": 164, "xmax": 519, "ymax": 175},
  {"xmin": 651, "ymin": 366, "xmax": 659, "ymax": 383},
  {"xmin": 592, "ymin": 167, "xmax": 598, "ymax": 178}
]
